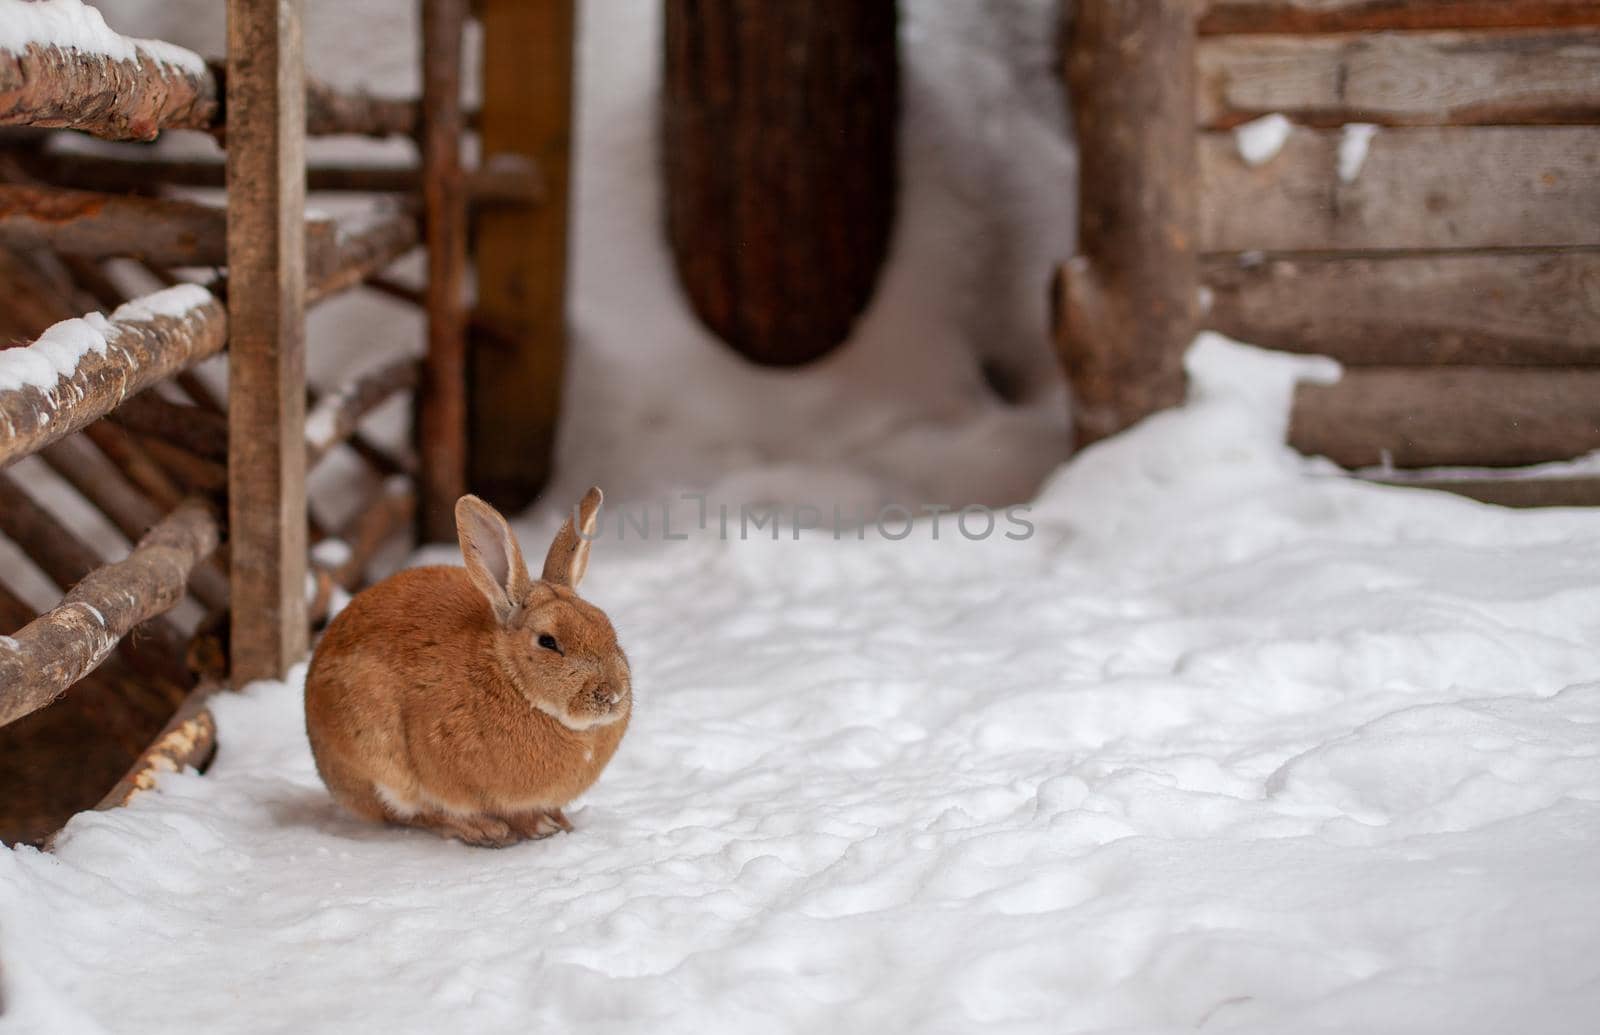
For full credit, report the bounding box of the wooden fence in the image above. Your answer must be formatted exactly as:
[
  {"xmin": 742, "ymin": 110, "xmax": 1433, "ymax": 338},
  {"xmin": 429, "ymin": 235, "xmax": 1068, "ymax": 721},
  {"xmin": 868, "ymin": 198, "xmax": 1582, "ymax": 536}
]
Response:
[
  {"xmin": 1056, "ymin": 0, "xmax": 1600, "ymax": 506},
  {"xmin": 0, "ymin": 0, "xmax": 568, "ymax": 844}
]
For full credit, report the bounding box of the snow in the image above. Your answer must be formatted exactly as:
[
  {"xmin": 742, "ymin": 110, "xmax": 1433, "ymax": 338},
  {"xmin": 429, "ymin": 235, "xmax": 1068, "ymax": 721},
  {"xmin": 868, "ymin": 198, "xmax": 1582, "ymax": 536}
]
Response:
[
  {"xmin": 0, "ymin": 0, "xmax": 205, "ymax": 75},
  {"xmin": 5, "ymin": 338, "xmax": 1600, "ymax": 1033},
  {"xmin": 1235, "ymin": 113, "xmax": 1293, "ymax": 168},
  {"xmin": 1338, "ymin": 123, "xmax": 1379, "ymax": 184},
  {"xmin": 107, "ymin": 282, "xmax": 215, "ymax": 324},
  {"xmin": 0, "ymin": 313, "xmax": 112, "ymax": 393}
]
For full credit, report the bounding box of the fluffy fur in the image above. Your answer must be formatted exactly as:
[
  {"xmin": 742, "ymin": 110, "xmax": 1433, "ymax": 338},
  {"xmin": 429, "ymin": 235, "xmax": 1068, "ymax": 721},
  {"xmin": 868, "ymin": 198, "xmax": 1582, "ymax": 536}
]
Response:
[{"xmin": 305, "ymin": 488, "xmax": 630, "ymax": 847}]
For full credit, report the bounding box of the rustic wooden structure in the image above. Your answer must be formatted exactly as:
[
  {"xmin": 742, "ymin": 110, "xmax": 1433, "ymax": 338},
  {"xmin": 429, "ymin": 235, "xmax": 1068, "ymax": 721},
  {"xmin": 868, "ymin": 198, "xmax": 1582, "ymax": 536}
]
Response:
[
  {"xmin": 1056, "ymin": 0, "xmax": 1600, "ymax": 503},
  {"xmin": 662, "ymin": 0, "xmax": 899, "ymax": 367},
  {"xmin": 0, "ymin": 0, "xmax": 569, "ymax": 845}
]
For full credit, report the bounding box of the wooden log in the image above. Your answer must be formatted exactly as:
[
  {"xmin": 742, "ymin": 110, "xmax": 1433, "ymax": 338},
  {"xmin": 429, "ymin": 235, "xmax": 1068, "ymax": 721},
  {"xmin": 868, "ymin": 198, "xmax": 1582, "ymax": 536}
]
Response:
[
  {"xmin": 662, "ymin": 0, "xmax": 898, "ymax": 367},
  {"xmin": 226, "ymin": 0, "xmax": 309, "ymax": 683},
  {"xmin": 1200, "ymin": 1, "xmax": 1600, "ymax": 34},
  {"xmin": 109, "ymin": 392, "xmax": 229, "ymax": 463},
  {"xmin": 0, "ymin": 184, "xmax": 229, "ymax": 266},
  {"xmin": 1202, "ymin": 249, "xmax": 1600, "ymax": 365},
  {"xmin": 303, "ymin": 76, "xmax": 417, "ymax": 138},
  {"xmin": 1289, "ymin": 368, "xmax": 1600, "ymax": 468},
  {"xmin": 305, "ymin": 358, "xmax": 420, "ymax": 469},
  {"xmin": 307, "ymin": 475, "xmax": 416, "ymax": 624},
  {"xmin": 82, "ymin": 421, "xmax": 185, "ymax": 512},
  {"xmin": 0, "ymin": 497, "xmax": 219, "ymax": 728},
  {"xmin": 1200, "ymin": 127, "xmax": 1600, "ymax": 252},
  {"xmin": 95, "ymin": 679, "xmax": 218, "ymax": 811},
  {"xmin": 0, "ymin": 34, "xmax": 216, "ymax": 141},
  {"xmin": 139, "ymin": 434, "xmax": 228, "ymax": 494},
  {"xmin": 305, "ymin": 208, "xmax": 420, "ymax": 305},
  {"xmin": 0, "ymin": 284, "xmax": 227, "ymax": 468},
  {"xmin": 1371, "ymin": 475, "xmax": 1600, "ymax": 509},
  {"xmin": 419, "ymin": 0, "xmax": 470, "ymax": 543},
  {"xmin": 1199, "ymin": 29, "xmax": 1600, "ymax": 128},
  {"xmin": 1055, "ymin": 0, "xmax": 1198, "ymax": 446},
  {"xmin": 470, "ymin": 0, "xmax": 576, "ymax": 510},
  {"xmin": 38, "ymin": 432, "xmax": 229, "ymax": 612}
]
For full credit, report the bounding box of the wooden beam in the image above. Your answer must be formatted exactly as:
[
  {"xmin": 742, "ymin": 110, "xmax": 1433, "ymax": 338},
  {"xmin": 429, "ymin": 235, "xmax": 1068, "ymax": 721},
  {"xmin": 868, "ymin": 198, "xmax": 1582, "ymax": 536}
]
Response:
[
  {"xmin": 470, "ymin": 0, "xmax": 576, "ymax": 510},
  {"xmin": 419, "ymin": 0, "xmax": 470, "ymax": 542},
  {"xmin": 1200, "ymin": 127, "xmax": 1600, "ymax": 252},
  {"xmin": 1370, "ymin": 476, "xmax": 1600, "ymax": 509},
  {"xmin": 1054, "ymin": 0, "xmax": 1197, "ymax": 446},
  {"xmin": 226, "ymin": 0, "xmax": 309, "ymax": 683},
  {"xmin": 0, "ymin": 497, "xmax": 219, "ymax": 728},
  {"xmin": 304, "ymin": 358, "xmax": 420, "ymax": 469},
  {"xmin": 1202, "ymin": 249, "xmax": 1600, "ymax": 365},
  {"xmin": 0, "ymin": 34, "xmax": 216, "ymax": 141},
  {"xmin": 1200, "ymin": 1, "xmax": 1600, "ymax": 34},
  {"xmin": 1290, "ymin": 367, "xmax": 1600, "ymax": 468},
  {"xmin": 0, "ymin": 184, "xmax": 229, "ymax": 266},
  {"xmin": 1199, "ymin": 29, "xmax": 1600, "ymax": 128},
  {"xmin": 0, "ymin": 284, "xmax": 227, "ymax": 468}
]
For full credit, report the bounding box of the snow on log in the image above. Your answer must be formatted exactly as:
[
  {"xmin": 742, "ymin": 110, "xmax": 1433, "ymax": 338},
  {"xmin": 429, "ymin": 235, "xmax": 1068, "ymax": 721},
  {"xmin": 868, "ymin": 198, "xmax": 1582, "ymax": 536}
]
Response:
[
  {"xmin": 0, "ymin": 497, "xmax": 219, "ymax": 728},
  {"xmin": 0, "ymin": 183, "xmax": 229, "ymax": 266},
  {"xmin": 1202, "ymin": 249, "xmax": 1600, "ymax": 366},
  {"xmin": 304, "ymin": 358, "xmax": 420, "ymax": 469},
  {"xmin": 1290, "ymin": 367, "xmax": 1600, "ymax": 469},
  {"xmin": 1054, "ymin": 0, "xmax": 1197, "ymax": 446},
  {"xmin": 1200, "ymin": 0, "xmax": 1600, "ymax": 34},
  {"xmin": 1373, "ymin": 475, "xmax": 1600, "ymax": 509},
  {"xmin": 1199, "ymin": 29, "xmax": 1600, "ymax": 129},
  {"xmin": 1201, "ymin": 127, "xmax": 1600, "ymax": 252},
  {"xmin": 0, "ymin": 284, "xmax": 226, "ymax": 468},
  {"xmin": 306, "ymin": 208, "xmax": 421, "ymax": 304},
  {"xmin": 0, "ymin": 0, "xmax": 214, "ymax": 140}
]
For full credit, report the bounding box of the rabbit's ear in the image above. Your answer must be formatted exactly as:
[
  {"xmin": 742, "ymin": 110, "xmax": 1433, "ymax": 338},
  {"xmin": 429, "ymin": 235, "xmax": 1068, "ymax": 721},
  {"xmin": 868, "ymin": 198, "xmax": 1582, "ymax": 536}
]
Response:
[
  {"xmin": 542, "ymin": 486, "xmax": 603, "ymax": 589},
  {"xmin": 456, "ymin": 494, "xmax": 532, "ymax": 623}
]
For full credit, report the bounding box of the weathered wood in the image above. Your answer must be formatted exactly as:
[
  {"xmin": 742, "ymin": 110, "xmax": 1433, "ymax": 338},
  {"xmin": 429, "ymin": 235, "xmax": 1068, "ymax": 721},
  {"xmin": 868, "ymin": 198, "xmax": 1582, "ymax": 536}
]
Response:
[
  {"xmin": 38, "ymin": 432, "xmax": 229, "ymax": 611},
  {"xmin": 305, "ymin": 208, "xmax": 420, "ymax": 305},
  {"xmin": 1371, "ymin": 475, "xmax": 1600, "ymax": 508},
  {"xmin": 1199, "ymin": 29, "xmax": 1600, "ymax": 128},
  {"xmin": 139, "ymin": 434, "xmax": 228, "ymax": 494},
  {"xmin": 0, "ymin": 467, "xmax": 193, "ymax": 688},
  {"xmin": 470, "ymin": 0, "xmax": 575, "ymax": 510},
  {"xmin": 0, "ymin": 36, "xmax": 216, "ymax": 141},
  {"xmin": 109, "ymin": 392, "xmax": 229, "ymax": 463},
  {"xmin": 0, "ymin": 498, "xmax": 219, "ymax": 728},
  {"xmin": 1201, "ymin": 127, "xmax": 1600, "ymax": 252},
  {"xmin": 307, "ymin": 475, "xmax": 416, "ymax": 624},
  {"xmin": 95, "ymin": 679, "xmax": 218, "ymax": 811},
  {"xmin": 303, "ymin": 76, "xmax": 417, "ymax": 138},
  {"xmin": 227, "ymin": 0, "xmax": 309, "ymax": 683},
  {"xmin": 419, "ymin": 0, "xmax": 470, "ymax": 543},
  {"xmin": 1290, "ymin": 368, "xmax": 1600, "ymax": 468},
  {"xmin": 82, "ymin": 421, "xmax": 184, "ymax": 512},
  {"xmin": 662, "ymin": 0, "xmax": 898, "ymax": 366},
  {"xmin": 1055, "ymin": 0, "xmax": 1197, "ymax": 445},
  {"xmin": 1202, "ymin": 249, "xmax": 1600, "ymax": 365},
  {"xmin": 0, "ymin": 184, "xmax": 229, "ymax": 266},
  {"xmin": 304, "ymin": 358, "xmax": 420, "ymax": 469},
  {"xmin": 0, "ymin": 284, "xmax": 227, "ymax": 468},
  {"xmin": 1200, "ymin": 1, "xmax": 1600, "ymax": 33}
]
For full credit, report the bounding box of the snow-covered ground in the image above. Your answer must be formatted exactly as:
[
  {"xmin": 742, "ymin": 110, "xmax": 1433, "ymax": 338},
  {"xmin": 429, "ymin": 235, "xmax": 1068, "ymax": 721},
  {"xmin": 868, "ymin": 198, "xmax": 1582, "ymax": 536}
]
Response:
[{"xmin": 5, "ymin": 1, "xmax": 1600, "ymax": 1032}]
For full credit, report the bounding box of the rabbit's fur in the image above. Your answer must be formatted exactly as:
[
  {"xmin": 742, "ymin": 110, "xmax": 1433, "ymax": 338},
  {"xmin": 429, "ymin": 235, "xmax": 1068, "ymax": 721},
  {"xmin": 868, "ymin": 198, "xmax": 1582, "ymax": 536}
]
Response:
[{"xmin": 305, "ymin": 488, "xmax": 630, "ymax": 846}]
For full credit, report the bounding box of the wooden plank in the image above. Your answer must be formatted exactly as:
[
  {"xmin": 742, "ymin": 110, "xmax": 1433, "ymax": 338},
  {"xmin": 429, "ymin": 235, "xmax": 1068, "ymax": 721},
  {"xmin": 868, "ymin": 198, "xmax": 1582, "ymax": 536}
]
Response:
[
  {"xmin": 1200, "ymin": 1, "xmax": 1600, "ymax": 34},
  {"xmin": 0, "ymin": 285, "xmax": 227, "ymax": 468},
  {"xmin": 1054, "ymin": 0, "xmax": 1197, "ymax": 445},
  {"xmin": 0, "ymin": 498, "xmax": 219, "ymax": 728},
  {"xmin": 419, "ymin": 0, "xmax": 470, "ymax": 543},
  {"xmin": 1201, "ymin": 127, "xmax": 1600, "ymax": 252},
  {"xmin": 470, "ymin": 0, "xmax": 576, "ymax": 510},
  {"xmin": 1199, "ymin": 29, "xmax": 1600, "ymax": 128},
  {"xmin": 226, "ymin": 0, "xmax": 309, "ymax": 683},
  {"xmin": 1289, "ymin": 367, "xmax": 1600, "ymax": 468},
  {"xmin": 1371, "ymin": 476, "xmax": 1600, "ymax": 508},
  {"xmin": 1202, "ymin": 249, "xmax": 1600, "ymax": 365}
]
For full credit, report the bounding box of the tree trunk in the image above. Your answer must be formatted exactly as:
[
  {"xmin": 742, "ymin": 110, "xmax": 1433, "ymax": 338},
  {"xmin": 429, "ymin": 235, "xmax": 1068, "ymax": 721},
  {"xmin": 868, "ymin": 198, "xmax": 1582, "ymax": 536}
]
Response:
[{"xmin": 663, "ymin": 0, "xmax": 899, "ymax": 366}]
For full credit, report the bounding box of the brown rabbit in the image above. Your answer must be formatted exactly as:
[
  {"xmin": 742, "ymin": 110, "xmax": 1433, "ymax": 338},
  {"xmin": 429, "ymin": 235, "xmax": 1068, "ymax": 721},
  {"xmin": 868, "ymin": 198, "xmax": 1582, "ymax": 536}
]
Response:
[{"xmin": 304, "ymin": 488, "xmax": 630, "ymax": 847}]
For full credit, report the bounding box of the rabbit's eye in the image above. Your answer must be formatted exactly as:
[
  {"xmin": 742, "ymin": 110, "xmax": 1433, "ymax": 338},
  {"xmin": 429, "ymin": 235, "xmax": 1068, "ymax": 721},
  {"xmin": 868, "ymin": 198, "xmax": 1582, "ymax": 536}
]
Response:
[{"xmin": 538, "ymin": 633, "xmax": 562, "ymax": 655}]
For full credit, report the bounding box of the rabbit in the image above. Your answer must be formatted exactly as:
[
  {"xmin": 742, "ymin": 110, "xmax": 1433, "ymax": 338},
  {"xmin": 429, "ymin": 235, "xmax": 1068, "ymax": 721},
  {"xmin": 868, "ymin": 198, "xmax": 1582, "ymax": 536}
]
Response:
[{"xmin": 304, "ymin": 487, "xmax": 631, "ymax": 847}]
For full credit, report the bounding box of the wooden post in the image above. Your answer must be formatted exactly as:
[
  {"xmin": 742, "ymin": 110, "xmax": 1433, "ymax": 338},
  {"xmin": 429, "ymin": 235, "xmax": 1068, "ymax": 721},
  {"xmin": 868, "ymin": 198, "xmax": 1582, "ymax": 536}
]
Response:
[
  {"xmin": 418, "ymin": 0, "xmax": 468, "ymax": 541},
  {"xmin": 470, "ymin": 0, "xmax": 576, "ymax": 512},
  {"xmin": 1054, "ymin": 0, "xmax": 1199, "ymax": 446},
  {"xmin": 662, "ymin": 0, "xmax": 899, "ymax": 367},
  {"xmin": 226, "ymin": 0, "xmax": 309, "ymax": 683}
]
